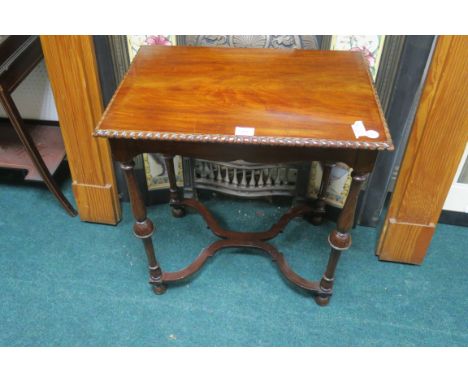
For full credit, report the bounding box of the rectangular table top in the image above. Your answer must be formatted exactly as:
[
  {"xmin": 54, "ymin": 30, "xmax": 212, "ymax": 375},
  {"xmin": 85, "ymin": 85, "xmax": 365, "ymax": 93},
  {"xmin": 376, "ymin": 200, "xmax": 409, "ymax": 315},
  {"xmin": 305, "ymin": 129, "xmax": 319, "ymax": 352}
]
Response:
[{"xmin": 95, "ymin": 46, "xmax": 392, "ymax": 151}]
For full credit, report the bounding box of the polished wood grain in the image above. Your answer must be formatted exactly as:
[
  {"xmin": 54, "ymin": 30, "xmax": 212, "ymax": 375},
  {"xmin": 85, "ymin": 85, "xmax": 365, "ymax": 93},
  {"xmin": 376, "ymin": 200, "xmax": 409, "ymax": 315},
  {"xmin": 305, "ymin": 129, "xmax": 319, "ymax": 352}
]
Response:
[
  {"xmin": 41, "ymin": 35, "xmax": 121, "ymax": 225},
  {"xmin": 377, "ymin": 35, "xmax": 468, "ymax": 264},
  {"xmin": 96, "ymin": 46, "xmax": 392, "ymax": 150}
]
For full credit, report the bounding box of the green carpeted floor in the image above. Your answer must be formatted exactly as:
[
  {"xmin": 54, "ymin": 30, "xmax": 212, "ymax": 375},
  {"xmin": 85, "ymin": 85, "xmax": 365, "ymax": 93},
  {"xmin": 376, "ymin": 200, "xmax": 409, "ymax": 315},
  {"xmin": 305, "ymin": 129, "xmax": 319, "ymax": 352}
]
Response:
[{"xmin": 0, "ymin": 170, "xmax": 467, "ymax": 346}]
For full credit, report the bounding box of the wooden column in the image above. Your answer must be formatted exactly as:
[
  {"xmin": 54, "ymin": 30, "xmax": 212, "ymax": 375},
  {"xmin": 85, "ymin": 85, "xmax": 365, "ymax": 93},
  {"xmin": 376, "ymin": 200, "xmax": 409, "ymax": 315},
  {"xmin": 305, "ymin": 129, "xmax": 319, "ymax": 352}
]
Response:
[
  {"xmin": 377, "ymin": 36, "xmax": 468, "ymax": 264},
  {"xmin": 40, "ymin": 36, "xmax": 121, "ymax": 225}
]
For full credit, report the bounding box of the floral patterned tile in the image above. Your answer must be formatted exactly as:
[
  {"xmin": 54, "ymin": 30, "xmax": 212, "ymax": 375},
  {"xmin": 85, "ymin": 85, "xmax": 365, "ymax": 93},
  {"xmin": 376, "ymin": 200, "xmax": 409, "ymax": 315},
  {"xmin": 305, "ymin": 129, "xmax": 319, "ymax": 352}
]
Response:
[
  {"xmin": 330, "ymin": 35, "xmax": 386, "ymax": 80},
  {"xmin": 127, "ymin": 35, "xmax": 176, "ymax": 61}
]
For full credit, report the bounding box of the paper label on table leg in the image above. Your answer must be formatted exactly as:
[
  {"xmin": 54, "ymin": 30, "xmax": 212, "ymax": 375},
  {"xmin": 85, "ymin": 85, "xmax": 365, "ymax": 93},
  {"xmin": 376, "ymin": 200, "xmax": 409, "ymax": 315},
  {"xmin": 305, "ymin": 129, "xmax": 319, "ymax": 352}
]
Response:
[{"xmin": 235, "ymin": 127, "xmax": 255, "ymax": 136}]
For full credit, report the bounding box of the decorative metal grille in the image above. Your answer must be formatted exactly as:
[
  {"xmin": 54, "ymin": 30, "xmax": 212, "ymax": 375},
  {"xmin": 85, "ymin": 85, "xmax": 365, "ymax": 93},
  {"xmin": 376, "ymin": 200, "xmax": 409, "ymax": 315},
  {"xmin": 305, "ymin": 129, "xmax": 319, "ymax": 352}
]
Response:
[{"xmin": 193, "ymin": 159, "xmax": 301, "ymax": 198}]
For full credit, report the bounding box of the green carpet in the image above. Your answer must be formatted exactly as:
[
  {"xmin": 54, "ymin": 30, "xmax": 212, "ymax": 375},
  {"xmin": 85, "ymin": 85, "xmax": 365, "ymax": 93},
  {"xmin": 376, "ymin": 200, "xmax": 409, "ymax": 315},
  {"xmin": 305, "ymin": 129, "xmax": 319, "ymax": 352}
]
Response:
[{"xmin": 0, "ymin": 171, "xmax": 467, "ymax": 346}]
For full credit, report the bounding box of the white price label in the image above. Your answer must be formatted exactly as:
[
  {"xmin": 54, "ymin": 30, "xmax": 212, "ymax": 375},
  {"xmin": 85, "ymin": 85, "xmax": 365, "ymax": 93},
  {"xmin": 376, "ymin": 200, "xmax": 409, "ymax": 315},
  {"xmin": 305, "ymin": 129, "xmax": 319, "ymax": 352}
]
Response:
[{"xmin": 235, "ymin": 126, "xmax": 255, "ymax": 136}]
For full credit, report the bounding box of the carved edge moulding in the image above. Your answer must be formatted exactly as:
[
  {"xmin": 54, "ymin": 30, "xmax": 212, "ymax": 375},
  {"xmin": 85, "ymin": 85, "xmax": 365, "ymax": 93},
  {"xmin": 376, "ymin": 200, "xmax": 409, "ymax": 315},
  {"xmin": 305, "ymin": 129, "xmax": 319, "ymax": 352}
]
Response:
[{"xmin": 94, "ymin": 129, "xmax": 393, "ymax": 151}]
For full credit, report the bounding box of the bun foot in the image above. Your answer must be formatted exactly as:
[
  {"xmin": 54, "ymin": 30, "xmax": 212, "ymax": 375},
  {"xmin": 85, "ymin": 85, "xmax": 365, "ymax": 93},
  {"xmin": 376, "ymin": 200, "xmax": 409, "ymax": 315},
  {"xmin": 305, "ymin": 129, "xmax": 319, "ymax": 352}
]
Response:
[
  {"xmin": 310, "ymin": 215, "xmax": 324, "ymax": 226},
  {"xmin": 152, "ymin": 283, "xmax": 167, "ymax": 295},
  {"xmin": 171, "ymin": 206, "xmax": 185, "ymax": 218},
  {"xmin": 304, "ymin": 211, "xmax": 324, "ymax": 226},
  {"xmin": 314, "ymin": 294, "xmax": 330, "ymax": 306}
]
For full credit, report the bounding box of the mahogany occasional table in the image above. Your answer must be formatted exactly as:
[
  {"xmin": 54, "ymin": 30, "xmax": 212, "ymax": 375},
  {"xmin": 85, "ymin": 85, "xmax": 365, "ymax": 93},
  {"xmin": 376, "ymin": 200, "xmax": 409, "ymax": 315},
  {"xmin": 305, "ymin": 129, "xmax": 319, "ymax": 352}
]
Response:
[{"xmin": 94, "ymin": 46, "xmax": 393, "ymax": 306}]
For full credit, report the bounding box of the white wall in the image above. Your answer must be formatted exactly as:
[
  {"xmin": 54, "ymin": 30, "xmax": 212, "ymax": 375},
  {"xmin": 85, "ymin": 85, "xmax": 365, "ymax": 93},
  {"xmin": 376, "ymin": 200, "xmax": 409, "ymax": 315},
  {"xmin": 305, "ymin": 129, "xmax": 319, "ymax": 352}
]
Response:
[
  {"xmin": 0, "ymin": 60, "xmax": 58, "ymax": 121},
  {"xmin": 444, "ymin": 143, "xmax": 468, "ymax": 213}
]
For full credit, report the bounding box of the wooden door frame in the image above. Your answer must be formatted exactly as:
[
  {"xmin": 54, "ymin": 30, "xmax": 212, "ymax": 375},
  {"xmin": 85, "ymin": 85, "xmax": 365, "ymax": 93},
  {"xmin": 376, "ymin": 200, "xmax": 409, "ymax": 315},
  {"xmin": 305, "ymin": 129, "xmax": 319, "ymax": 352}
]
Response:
[
  {"xmin": 377, "ymin": 35, "xmax": 468, "ymax": 264},
  {"xmin": 41, "ymin": 35, "xmax": 121, "ymax": 225}
]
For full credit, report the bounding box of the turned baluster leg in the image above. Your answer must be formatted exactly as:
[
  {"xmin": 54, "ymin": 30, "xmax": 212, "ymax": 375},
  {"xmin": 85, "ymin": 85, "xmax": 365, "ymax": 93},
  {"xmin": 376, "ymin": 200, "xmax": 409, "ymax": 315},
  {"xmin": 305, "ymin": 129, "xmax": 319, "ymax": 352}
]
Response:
[
  {"xmin": 121, "ymin": 160, "xmax": 166, "ymax": 294},
  {"xmin": 311, "ymin": 162, "xmax": 336, "ymax": 225},
  {"xmin": 163, "ymin": 155, "xmax": 185, "ymax": 218},
  {"xmin": 315, "ymin": 171, "xmax": 368, "ymax": 306}
]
